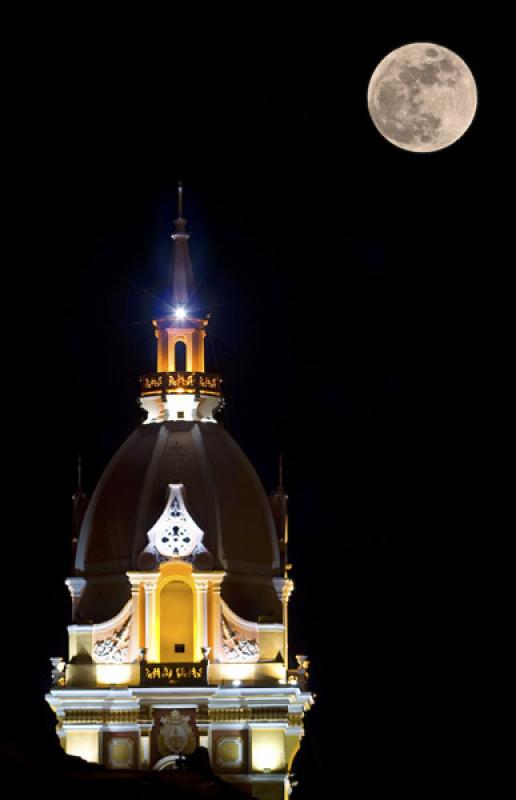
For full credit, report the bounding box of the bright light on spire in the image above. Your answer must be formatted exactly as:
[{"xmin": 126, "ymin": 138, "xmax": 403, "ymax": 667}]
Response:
[{"xmin": 174, "ymin": 306, "xmax": 187, "ymax": 319}]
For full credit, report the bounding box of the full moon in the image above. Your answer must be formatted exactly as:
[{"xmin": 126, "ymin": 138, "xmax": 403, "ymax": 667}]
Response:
[{"xmin": 367, "ymin": 42, "xmax": 477, "ymax": 153}]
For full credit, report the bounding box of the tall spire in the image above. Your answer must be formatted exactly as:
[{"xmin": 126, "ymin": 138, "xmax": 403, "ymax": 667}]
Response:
[
  {"xmin": 141, "ymin": 185, "xmax": 222, "ymax": 424},
  {"xmin": 269, "ymin": 453, "xmax": 289, "ymax": 576},
  {"xmin": 77, "ymin": 453, "xmax": 83, "ymax": 490},
  {"xmin": 171, "ymin": 181, "xmax": 195, "ymax": 308},
  {"xmin": 72, "ymin": 453, "xmax": 88, "ymax": 571}
]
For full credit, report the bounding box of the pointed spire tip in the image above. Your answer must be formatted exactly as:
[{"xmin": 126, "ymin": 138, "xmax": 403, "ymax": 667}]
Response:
[{"xmin": 177, "ymin": 181, "xmax": 184, "ymax": 219}]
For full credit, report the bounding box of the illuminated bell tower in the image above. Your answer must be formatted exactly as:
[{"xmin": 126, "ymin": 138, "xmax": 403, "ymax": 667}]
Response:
[
  {"xmin": 140, "ymin": 183, "xmax": 222, "ymax": 425},
  {"xmin": 47, "ymin": 185, "xmax": 313, "ymax": 799}
]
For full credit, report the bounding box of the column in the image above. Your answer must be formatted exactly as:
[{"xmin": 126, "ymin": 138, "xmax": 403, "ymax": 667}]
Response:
[
  {"xmin": 140, "ymin": 574, "xmax": 160, "ymax": 661},
  {"xmin": 156, "ymin": 328, "xmax": 168, "ymax": 372},
  {"xmin": 273, "ymin": 578, "xmax": 294, "ymax": 671},
  {"xmin": 65, "ymin": 577, "xmax": 86, "ymax": 618},
  {"xmin": 126, "ymin": 572, "xmax": 143, "ymax": 662},
  {"xmin": 208, "ymin": 573, "xmax": 225, "ymax": 661},
  {"xmin": 139, "ymin": 726, "xmax": 152, "ymax": 769},
  {"xmin": 193, "ymin": 576, "xmax": 209, "ymax": 658}
]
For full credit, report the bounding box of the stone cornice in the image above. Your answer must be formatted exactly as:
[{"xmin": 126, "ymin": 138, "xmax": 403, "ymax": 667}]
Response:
[{"xmin": 126, "ymin": 571, "xmax": 160, "ymax": 591}]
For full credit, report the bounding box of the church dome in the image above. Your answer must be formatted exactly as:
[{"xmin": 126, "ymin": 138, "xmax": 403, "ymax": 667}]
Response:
[
  {"xmin": 51, "ymin": 188, "xmax": 314, "ymax": 792},
  {"xmin": 72, "ymin": 188, "xmax": 285, "ymax": 626},
  {"xmin": 74, "ymin": 421, "xmax": 282, "ymax": 623}
]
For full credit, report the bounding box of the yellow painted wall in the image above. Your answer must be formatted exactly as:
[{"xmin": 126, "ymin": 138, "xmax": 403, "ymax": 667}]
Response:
[
  {"xmin": 251, "ymin": 728, "xmax": 286, "ymax": 772},
  {"xmin": 284, "ymin": 731, "xmax": 301, "ymax": 770},
  {"xmin": 65, "ymin": 730, "xmax": 100, "ymax": 763},
  {"xmin": 159, "ymin": 580, "xmax": 194, "ymax": 661}
]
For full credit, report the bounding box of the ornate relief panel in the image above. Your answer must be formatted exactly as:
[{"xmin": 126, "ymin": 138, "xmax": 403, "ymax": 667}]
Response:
[
  {"xmin": 92, "ymin": 602, "xmax": 132, "ymax": 663},
  {"xmin": 213, "ymin": 731, "xmax": 248, "ymax": 773},
  {"xmin": 103, "ymin": 733, "xmax": 137, "ymax": 769},
  {"xmin": 150, "ymin": 707, "xmax": 198, "ymax": 766},
  {"xmin": 221, "ymin": 601, "xmax": 260, "ymax": 662},
  {"xmin": 138, "ymin": 484, "xmax": 213, "ymax": 569}
]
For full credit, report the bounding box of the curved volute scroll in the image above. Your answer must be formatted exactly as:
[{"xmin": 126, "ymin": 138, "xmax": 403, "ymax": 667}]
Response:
[{"xmin": 137, "ymin": 484, "xmax": 214, "ymax": 571}]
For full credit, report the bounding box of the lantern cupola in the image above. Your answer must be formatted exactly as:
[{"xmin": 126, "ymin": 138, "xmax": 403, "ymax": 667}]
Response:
[{"xmin": 139, "ymin": 184, "xmax": 222, "ymax": 423}]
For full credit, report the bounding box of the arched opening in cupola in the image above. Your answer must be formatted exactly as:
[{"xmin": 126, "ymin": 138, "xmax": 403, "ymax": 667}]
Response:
[{"xmin": 175, "ymin": 340, "xmax": 187, "ymax": 372}]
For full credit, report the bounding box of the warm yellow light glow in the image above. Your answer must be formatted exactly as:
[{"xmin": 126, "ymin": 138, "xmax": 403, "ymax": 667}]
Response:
[
  {"xmin": 174, "ymin": 306, "xmax": 186, "ymax": 319},
  {"xmin": 251, "ymin": 729, "xmax": 285, "ymax": 772},
  {"xmin": 65, "ymin": 730, "xmax": 100, "ymax": 763},
  {"xmin": 210, "ymin": 661, "xmax": 285, "ymax": 684},
  {"xmin": 96, "ymin": 664, "xmax": 134, "ymax": 686},
  {"xmin": 159, "ymin": 579, "xmax": 194, "ymax": 662},
  {"xmin": 220, "ymin": 663, "xmax": 257, "ymax": 682}
]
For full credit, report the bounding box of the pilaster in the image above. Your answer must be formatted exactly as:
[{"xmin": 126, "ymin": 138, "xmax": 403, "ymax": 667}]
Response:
[
  {"xmin": 207, "ymin": 572, "xmax": 225, "ymax": 662},
  {"xmin": 129, "ymin": 573, "xmax": 160, "ymax": 661},
  {"xmin": 65, "ymin": 577, "xmax": 86, "ymax": 619},
  {"xmin": 126, "ymin": 572, "xmax": 145, "ymax": 661},
  {"xmin": 273, "ymin": 578, "xmax": 294, "ymax": 669},
  {"xmin": 193, "ymin": 574, "xmax": 210, "ymax": 658}
]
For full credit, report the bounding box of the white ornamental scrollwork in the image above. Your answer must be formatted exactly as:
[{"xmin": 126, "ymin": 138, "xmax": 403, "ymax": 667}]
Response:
[
  {"xmin": 221, "ymin": 614, "xmax": 260, "ymax": 662},
  {"xmin": 138, "ymin": 484, "xmax": 213, "ymax": 569},
  {"xmin": 93, "ymin": 616, "xmax": 131, "ymax": 662}
]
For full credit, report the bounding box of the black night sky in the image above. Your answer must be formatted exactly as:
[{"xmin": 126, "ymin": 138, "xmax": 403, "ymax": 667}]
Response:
[{"xmin": 9, "ymin": 10, "xmax": 513, "ymax": 795}]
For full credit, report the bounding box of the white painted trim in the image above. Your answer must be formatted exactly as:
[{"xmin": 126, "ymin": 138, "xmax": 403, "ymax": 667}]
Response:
[
  {"xmin": 208, "ymin": 723, "xmax": 247, "ymax": 730},
  {"xmin": 102, "ymin": 725, "xmax": 139, "ymax": 733},
  {"xmin": 192, "ymin": 571, "xmax": 226, "ymax": 583},
  {"xmin": 247, "ymin": 722, "xmax": 289, "ymax": 730},
  {"xmin": 223, "ymin": 773, "xmax": 288, "ymax": 783},
  {"xmin": 252, "ymin": 624, "xmax": 284, "ymax": 632},
  {"xmin": 247, "ymin": 701, "xmax": 292, "ymax": 708},
  {"xmin": 153, "ymin": 754, "xmax": 181, "ymax": 771},
  {"xmin": 49, "ymin": 686, "xmax": 310, "ymax": 703},
  {"xmin": 67, "ymin": 625, "xmax": 94, "ymax": 633},
  {"xmin": 62, "ymin": 724, "xmax": 103, "ymax": 731}
]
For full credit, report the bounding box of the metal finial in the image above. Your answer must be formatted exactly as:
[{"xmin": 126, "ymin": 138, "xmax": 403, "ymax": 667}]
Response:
[
  {"xmin": 177, "ymin": 181, "xmax": 184, "ymax": 219},
  {"xmin": 77, "ymin": 453, "xmax": 83, "ymax": 489},
  {"xmin": 279, "ymin": 452, "xmax": 283, "ymax": 488}
]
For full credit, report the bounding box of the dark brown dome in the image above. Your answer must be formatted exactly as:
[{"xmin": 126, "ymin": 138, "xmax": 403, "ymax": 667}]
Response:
[{"xmin": 74, "ymin": 421, "xmax": 281, "ymax": 623}]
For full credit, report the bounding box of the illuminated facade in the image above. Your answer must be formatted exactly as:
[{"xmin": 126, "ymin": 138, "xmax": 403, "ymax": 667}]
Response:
[{"xmin": 47, "ymin": 186, "xmax": 313, "ymax": 798}]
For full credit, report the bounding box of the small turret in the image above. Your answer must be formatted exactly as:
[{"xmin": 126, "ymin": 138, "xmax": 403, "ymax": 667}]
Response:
[
  {"xmin": 269, "ymin": 454, "xmax": 291, "ymax": 577},
  {"xmin": 71, "ymin": 454, "xmax": 88, "ymax": 571}
]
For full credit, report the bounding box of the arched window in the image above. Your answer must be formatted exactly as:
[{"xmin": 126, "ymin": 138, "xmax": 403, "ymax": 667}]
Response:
[
  {"xmin": 175, "ymin": 340, "xmax": 187, "ymax": 372},
  {"xmin": 159, "ymin": 580, "xmax": 194, "ymax": 661}
]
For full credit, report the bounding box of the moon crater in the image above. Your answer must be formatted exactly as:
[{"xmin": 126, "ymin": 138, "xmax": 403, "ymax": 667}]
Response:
[{"xmin": 368, "ymin": 43, "xmax": 477, "ymax": 152}]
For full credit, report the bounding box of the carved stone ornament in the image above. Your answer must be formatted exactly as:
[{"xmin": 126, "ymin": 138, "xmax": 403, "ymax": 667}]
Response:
[
  {"xmin": 221, "ymin": 615, "xmax": 260, "ymax": 662},
  {"xmin": 138, "ymin": 484, "xmax": 212, "ymax": 568},
  {"xmin": 157, "ymin": 710, "xmax": 196, "ymax": 756},
  {"xmin": 50, "ymin": 657, "xmax": 66, "ymax": 687},
  {"xmin": 93, "ymin": 616, "xmax": 131, "ymax": 662}
]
